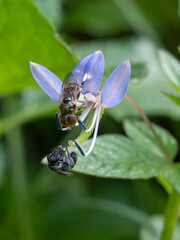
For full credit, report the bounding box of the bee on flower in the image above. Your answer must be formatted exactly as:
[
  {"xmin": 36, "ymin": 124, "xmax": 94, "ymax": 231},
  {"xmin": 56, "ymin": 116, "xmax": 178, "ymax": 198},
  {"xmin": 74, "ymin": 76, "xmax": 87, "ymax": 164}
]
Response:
[{"xmin": 30, "ymin": 50, "xmax": 131, "ymax": 156}]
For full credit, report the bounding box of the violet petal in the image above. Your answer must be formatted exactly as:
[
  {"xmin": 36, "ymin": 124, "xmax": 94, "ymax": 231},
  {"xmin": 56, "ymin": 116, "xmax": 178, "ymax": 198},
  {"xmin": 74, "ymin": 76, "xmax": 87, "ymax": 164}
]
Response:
[
  {"xmin": 30, "ymin": 62, "xmax": 62, "ymax": 103},
  {"xmin": 101, "ymin": 60, "xmax": 131, "ymax": 108},
  {"xmin": 73, "ymin": 51, "xmax": 104, "ymax": 96}
]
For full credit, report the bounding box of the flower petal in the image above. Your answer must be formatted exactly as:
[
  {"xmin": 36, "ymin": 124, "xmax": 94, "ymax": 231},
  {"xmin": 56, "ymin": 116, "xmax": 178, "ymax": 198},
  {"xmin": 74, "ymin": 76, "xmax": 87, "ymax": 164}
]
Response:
[
  {"xmin": 30, "ymin": 62, "xmax": 62, "ymax": 103},
  {"xmin": 72, "ymin": 54, "xmax": 92, "ymax": 84},
  {"xmin": 73, "ymin": 51, "xmax": 104, "ymax": 96},
  {"xmin": 101, "ymin": 60, "xmax": 131, "ymax": 108}
]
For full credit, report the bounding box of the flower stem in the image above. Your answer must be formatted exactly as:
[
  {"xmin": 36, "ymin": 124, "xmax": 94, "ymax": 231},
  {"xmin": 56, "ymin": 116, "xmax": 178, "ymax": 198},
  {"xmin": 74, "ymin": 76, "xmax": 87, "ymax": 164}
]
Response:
[
  {"xmin": 161, "ymin": 190, "xmax": 180, "ymax": 240},
  {"xmin": 125, "ymin": 93, "xmax": 172, "ymax": 164}
]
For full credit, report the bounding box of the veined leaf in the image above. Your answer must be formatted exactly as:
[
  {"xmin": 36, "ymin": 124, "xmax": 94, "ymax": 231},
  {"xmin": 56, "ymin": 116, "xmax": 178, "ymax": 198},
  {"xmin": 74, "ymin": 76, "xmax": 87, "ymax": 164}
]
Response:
[
  {"xmin": 0, "ymin": 0, "xmax": 76, "ymax": 94},
  {"xmin": 71, "ymin": 131, "xmax": 175, "ymax": 179},
  {"xmin": 159, "ymin": 49, "xmax": 180, "ymax": 91},
  {"xmin": 123, "ymin": 120, "xmax": 178, "ymax": 160},
  {"xmin": 42, "ymin": 120, "xmax": 178, "ymax": 179}
]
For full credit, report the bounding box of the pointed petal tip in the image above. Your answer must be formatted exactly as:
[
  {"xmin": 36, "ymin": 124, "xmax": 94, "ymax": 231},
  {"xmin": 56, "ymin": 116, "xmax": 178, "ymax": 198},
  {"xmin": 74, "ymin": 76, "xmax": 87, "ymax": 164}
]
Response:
[
  {"xmin": 94, "ymin": 50, "xmax": 104, "ymax": 59},
  {"xmin": 29, "ymin": 62, "xmax": 62, "ymax": 103},
  {"xmin": 123, "ymin": 59, "xmax": 131, "ymax": 72},
  {"xmin": 30, "ymin": 61, "xmax": 35, "ymax": 66},
  {"xmin": 30, "ymin": 61, "xmax": 39, "ymax": 70},
  {"xmin": 101, "ymin": 59, "xmax": 131, "ymax": 109},
  {"xmin": 95, "ymin": 50, "xmax": 103, "ymax": 55},
  {"xmin": 124, "ymin": 59, "xmax": 131, "ymax": 66}
]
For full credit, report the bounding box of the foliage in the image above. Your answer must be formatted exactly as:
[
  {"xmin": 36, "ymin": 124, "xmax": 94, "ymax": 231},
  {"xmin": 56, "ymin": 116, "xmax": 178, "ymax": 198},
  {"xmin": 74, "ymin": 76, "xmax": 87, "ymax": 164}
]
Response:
[{"xmin": 0, "ymin": 0, "xmax": 180, "ymax": 240}]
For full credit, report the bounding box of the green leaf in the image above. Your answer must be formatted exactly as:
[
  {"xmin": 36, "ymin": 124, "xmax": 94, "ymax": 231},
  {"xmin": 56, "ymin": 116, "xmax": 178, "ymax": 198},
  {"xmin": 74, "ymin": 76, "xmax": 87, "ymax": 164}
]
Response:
[
  {"xmin": 163, "ymin": 91, "xmax": 180, "ymax": 106},
  {"xmin": 162, "ymin": 164, "xmax": 180, "ymax": 194},
  {"xmin": 0, "ymin": 0, "xmax": 76, "ymax": 94},
  {"xmin": 42, "ymin": 120, "xmax": 178, "ymax": 179},
  {"xmin": 35, "ymin": 0, "xmax": 63, "ymax": 28},
  {"xmin": 72, "ymin": 38, "xmax": 180, "ymax": 121},
  {"xmin": 71, "ymin": 134, "xmax": 170, "ymax": 179},
  {"xmin": 121, "ymin": 121, "xmax": 180, "ymax": 194},
  {"xmin": 140, "ymin": 215, "xmax": 180, "ymax": 240},
  {"xmin": 123, "ymin": 120, "xmax": 178, "ymax": 160},
  {"xmin": 71, "ymin": 120, "xmax": 178, "ymax": 179},
  {"xmin": 159, "ymin": 49, "xmax": 180, "ymax": 91}
]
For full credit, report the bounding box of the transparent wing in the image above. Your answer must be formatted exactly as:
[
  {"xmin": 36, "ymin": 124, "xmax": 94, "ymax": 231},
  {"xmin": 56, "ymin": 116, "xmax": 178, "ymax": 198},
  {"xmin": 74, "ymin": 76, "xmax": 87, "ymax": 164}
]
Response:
[
  {"xmin": 64, "ymin": 72, "xmax": 78, "ymax": 84},
  {"xmin": 60, "ymin": 72, "xmax": 78, "ymax": 97}
]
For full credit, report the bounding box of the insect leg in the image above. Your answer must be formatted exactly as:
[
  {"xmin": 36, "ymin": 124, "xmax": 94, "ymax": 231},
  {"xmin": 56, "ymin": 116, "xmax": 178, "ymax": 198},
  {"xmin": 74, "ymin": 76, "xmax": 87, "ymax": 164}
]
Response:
[
  {"xmin": 57, "ymin": 170, "xmax": 73, "ymax": 176},
  {"xmin": 65, "ymin": 147, "xmax": 70, "ymax": 166},
  {"xmin": 78, "ymin": 119, "xmax": 87, "ymax": 131},
  {"xmin": 73, "ymin": 140, "xmax": 86, "ymax": 156},
  {"xmin": 55, "ymin": 112, "xmax": 67, "ymax": 131}
]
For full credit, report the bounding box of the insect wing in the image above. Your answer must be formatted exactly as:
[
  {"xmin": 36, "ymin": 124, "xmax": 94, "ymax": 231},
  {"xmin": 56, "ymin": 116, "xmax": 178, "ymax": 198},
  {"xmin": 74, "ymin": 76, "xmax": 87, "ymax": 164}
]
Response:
[
  {"xmin": 60, "ymin": 72, "xmax": 78, "ymax": 100},
  {"xmin": 64, "ymin": 72, "xmax": 78, "ymax": 84}
]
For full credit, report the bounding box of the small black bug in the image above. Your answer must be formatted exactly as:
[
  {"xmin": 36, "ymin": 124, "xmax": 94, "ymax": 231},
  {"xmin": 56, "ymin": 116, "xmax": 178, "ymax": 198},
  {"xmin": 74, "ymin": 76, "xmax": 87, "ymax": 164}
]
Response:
[{"xmin": 47, "ymin": 145, "xmax": 77, "ymax": 176}]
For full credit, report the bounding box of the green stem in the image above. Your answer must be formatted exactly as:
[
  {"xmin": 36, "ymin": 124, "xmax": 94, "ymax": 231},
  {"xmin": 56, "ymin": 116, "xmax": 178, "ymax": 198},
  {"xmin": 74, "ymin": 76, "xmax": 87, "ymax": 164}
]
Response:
[
  {"xmin": 157, "ymin": 175, "xmax": 173, "ymax": 194},
  {"xmin": 161, "ymin": 190, "xmax": 180, "ymax": 240}
]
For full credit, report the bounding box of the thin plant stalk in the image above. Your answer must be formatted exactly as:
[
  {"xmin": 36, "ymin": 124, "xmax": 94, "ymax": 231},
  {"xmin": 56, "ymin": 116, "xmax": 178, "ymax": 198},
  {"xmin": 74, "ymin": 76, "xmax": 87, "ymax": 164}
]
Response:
[{"xmin": 125, "ymin": 93, "xmax": 172, "ymax": 164}]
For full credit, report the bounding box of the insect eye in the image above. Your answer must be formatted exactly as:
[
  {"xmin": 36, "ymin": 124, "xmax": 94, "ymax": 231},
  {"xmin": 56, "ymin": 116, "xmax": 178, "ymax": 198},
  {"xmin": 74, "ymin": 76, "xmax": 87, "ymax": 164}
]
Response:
[
  {"xmin": 63, "ymin": 97, "xmax": 71, "ymax": 103},
  {"xmin": 70, "ymin": 152, "xmax": 77, "ymax": 163},
  {"xmin": 47, "ymin": 151, "xmax": 60, "ymax": 163}
]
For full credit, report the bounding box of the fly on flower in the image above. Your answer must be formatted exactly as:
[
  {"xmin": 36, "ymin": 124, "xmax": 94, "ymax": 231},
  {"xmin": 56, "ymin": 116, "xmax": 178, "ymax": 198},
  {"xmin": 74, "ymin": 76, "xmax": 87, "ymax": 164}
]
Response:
[
  {"xmin": 56, "ymin": 72, "xmax": 87, "ymax": 131},
  {"xmin": 30, "ymin": 50, "xmax": 131, "ymax": 156},
  {"xmin": 30, "ymin": 64, "xmax": 87, "ymax": 131},
  {"xmin": 47, "ymin": 145, "xmax": 77, "ymax": 176}
]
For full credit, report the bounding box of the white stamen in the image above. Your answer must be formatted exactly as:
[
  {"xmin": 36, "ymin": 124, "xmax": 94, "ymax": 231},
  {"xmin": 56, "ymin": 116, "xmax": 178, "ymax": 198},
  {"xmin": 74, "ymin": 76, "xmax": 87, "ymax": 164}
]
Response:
[
  {"xmin": 84, "ymin": 93, "xmax": 96, "ymax": 102},
  {"xmin": 85, "ymin": 105, "xmax": 101, "ymax": 156},
  {"xmin": 86, "ymin": 107, "xmax": 98, "ymax": 132},
  {"xmin": 74, "ymin": 102, "xmax": 93, "ymax": 127},
  {"xmin": 80, "ymin": 102, "xmax": 94, "ymax": 121},
  {"xmin": 77, "ymin": 102, "xmax": 83, "ymax": 107}
]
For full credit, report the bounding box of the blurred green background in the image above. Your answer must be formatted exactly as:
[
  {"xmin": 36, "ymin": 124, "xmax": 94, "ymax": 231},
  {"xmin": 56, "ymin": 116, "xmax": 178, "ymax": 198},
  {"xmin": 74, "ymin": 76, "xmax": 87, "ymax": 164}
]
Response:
[{"xmin": 0, "ymin": 0, "xmax": 180, "ymax": 239}]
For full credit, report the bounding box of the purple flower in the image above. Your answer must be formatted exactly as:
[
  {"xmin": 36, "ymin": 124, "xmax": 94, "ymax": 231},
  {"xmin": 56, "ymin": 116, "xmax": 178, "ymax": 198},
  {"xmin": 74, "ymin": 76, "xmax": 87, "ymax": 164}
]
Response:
[{"xmin": 30, "ymin": 50, "xmax": 131, "ymax": 156}]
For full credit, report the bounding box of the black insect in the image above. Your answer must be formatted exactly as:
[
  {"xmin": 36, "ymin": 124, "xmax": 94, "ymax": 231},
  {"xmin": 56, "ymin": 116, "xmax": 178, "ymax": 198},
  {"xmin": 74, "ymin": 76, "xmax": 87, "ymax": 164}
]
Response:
[{"xmin": 47, "ymin": 145, "xmax": 77, "ymax": 176}]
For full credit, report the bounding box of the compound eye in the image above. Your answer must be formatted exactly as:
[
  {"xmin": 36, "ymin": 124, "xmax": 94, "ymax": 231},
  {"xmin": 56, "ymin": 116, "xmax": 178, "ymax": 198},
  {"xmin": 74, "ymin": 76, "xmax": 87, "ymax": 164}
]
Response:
[
  {"xmin": 70, "ymin": 152, "xmax": 77, "ymax": 163},
  {"xmin": 63, "ymin": 97, "xmax": 71, "ymax": 103},
  {"xmin": 47, "ymin": 145, "xmax": 65, "ymax": 163},
  {"xmin": 47, "ymin": 151, "xmax": 60, "ymax": 163}
]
